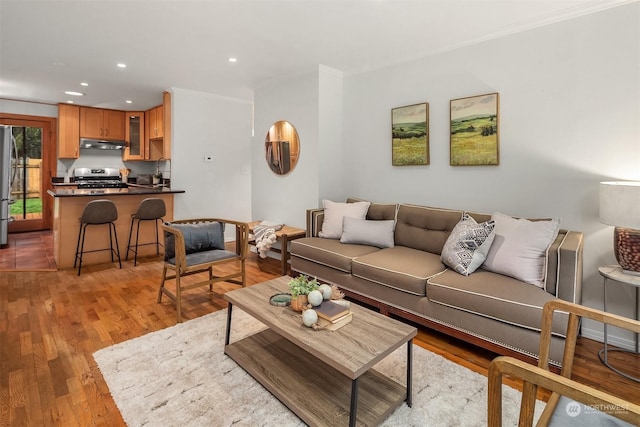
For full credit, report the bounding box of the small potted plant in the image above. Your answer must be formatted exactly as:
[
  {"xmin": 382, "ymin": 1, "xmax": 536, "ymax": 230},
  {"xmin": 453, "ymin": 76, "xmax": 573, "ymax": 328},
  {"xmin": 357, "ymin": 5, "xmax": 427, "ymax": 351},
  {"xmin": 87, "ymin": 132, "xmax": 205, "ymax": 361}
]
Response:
[{"xmin": 288, "ymin": 275, "xmax": 319, "ymax": 312}]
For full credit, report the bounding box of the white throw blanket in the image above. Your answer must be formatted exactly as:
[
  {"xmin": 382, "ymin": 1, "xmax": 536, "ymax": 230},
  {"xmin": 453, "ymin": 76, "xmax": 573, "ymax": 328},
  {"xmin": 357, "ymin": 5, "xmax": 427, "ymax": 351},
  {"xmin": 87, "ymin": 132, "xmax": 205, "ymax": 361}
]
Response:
[{"xmin": 251, "ymin": 221, "xmax": 283, "ymax": 258}]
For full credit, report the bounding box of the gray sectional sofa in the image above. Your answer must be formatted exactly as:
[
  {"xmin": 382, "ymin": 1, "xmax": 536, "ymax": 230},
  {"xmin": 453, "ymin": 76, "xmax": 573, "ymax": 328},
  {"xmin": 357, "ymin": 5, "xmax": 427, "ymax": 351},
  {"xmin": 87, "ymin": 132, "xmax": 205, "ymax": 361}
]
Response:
[{"xmin": 290, "ymin": 199, "xmax": 584, "ymax": 366}]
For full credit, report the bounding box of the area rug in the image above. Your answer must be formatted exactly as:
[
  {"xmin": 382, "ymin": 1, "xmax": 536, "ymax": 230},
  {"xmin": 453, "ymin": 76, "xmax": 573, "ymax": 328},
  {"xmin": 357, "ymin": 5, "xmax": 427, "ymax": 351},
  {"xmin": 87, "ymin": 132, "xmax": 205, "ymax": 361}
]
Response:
[{"xmin": 94, "ymin": 308, "xmax": 544, "ymax": 426}]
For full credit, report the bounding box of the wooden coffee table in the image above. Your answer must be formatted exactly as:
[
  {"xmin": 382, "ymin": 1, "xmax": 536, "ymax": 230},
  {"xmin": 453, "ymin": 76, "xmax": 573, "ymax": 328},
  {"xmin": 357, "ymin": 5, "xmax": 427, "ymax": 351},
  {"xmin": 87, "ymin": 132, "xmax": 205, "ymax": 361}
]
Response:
[{"xmin": 224, "ymin": 276, "xmax": 417, "ymax": 426}]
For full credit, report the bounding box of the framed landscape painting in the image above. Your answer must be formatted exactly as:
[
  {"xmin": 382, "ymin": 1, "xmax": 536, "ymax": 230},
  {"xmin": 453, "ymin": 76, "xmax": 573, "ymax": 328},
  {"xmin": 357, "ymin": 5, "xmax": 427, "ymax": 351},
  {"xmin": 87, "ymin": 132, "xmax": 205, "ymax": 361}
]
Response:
[
  {"xmin": 450, "ymin": 93, "xmax": 499, "ymax": 166},
  {"xmin": 392, "ymin": 103, "xmax": 429, "ymax": 166}
]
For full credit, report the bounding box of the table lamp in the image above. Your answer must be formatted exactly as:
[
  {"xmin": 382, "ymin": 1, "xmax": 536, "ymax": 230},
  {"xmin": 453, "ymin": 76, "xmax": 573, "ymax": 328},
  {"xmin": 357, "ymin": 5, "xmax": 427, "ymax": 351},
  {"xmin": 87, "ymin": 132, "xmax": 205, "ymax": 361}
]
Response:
[{"xmin": 599, "ymin": 181, "xmax": 640, "ymax": 275}]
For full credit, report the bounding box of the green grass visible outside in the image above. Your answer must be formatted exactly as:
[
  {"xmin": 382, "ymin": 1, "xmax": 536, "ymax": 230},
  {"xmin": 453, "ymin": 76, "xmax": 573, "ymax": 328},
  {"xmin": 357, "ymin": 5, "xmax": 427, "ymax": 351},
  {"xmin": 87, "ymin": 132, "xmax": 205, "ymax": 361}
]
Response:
[{"xmin": 10, "ymin": 198, "xmax": 42, "ymax": 215}]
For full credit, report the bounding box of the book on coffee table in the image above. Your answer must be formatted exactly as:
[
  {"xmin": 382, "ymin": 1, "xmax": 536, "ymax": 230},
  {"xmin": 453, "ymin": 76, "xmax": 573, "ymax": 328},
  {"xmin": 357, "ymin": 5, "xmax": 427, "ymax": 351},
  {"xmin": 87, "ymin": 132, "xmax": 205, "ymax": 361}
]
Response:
[
  {"xmin": 317, "ymin": 312, "xmax": 352, "ymax": 331},
  {"xmin": 315, "ymin": 300, "xmax": 350, "ymax": 321}
]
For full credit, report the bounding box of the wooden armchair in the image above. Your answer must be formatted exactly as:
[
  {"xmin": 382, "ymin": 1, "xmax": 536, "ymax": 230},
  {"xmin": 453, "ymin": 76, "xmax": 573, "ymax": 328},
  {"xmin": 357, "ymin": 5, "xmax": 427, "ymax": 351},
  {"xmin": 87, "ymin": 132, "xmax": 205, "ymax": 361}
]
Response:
[
  {"xmin": 488, "ymin": 299, "xmax": 640, "ymax": 426},
  {"xmin": 157, "ymin": 218, "xmax": 249, "ymax": 323}
]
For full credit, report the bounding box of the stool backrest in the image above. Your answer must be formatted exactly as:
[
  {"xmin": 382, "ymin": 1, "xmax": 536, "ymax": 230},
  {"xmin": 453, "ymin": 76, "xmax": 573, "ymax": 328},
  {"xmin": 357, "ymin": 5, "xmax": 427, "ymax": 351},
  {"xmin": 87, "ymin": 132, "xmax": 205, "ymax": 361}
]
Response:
[
  {"xmin": 136, "ymin": 198, "xmax": 166, "ymax": 220},
  {"xmin": 80, "ymin": 200, "xmax": 118, "ymax": 224}
]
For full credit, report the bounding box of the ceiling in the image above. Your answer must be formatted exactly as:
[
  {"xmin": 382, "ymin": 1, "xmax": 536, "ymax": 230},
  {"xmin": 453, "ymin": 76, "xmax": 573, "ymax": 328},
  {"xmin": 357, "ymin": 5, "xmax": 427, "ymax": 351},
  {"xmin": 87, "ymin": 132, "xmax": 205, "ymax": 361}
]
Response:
[{"xmin": 0, "ymin": 0, "xmax": 632, "ymax": 111}]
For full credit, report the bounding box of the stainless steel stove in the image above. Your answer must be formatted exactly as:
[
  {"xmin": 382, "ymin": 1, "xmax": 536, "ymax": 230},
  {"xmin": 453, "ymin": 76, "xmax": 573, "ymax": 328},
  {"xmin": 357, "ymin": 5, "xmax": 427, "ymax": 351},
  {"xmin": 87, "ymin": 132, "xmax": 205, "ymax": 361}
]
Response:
[{"xmin": 74, "ymin": 167, "xmax": 128, "ymax": 189}]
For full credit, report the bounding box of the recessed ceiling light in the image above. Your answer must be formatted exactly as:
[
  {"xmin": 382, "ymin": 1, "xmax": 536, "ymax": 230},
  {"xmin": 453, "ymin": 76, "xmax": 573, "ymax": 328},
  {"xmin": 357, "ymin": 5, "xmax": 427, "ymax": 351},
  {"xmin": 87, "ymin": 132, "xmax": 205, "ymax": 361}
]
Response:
[
  {"xmin": 67, "ymin": 100, "xmax": 74, "ymax": 104},
  {"xmin": 117, "ymin": 63, "xmax": 127, "ymax": 68},
  {"xmin": 125, "ymin": 100, "xmax": 132, "ymax": 104},
  {"xmin": 64, "ymin": 91, "xmax": 84, "ymax": 96},
  {"xmin": 228, "ymin": 57, "xmax": 237, "ymax": 63},
  {"xmin": 81, "ymin": 82, "xmax": 89, "ymax": 86}
]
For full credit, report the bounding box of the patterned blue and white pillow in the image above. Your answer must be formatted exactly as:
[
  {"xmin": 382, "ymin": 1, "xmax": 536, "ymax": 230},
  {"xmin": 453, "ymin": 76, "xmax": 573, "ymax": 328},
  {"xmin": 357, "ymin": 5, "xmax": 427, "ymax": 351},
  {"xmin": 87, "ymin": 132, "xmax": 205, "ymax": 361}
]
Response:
[{"xmin": 441, "ymin": 214, "xmax": 496, "ymax": 276}]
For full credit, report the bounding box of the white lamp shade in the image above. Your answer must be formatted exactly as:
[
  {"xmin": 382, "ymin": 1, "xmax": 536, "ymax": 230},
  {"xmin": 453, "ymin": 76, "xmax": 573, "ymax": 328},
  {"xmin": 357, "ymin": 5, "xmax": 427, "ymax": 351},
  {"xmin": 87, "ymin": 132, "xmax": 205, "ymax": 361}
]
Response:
[{"xmin": 599, "ymin": 181, "xmax": 640, "ymax": 229}]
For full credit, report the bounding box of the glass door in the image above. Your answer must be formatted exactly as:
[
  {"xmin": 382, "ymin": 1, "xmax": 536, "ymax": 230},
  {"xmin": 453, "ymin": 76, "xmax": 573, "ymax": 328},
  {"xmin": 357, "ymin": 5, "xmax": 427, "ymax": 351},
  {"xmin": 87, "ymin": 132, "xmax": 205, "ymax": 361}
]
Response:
[{"xmin": 0, "ymin": 114, "xmax": 55, "ymax": 232}]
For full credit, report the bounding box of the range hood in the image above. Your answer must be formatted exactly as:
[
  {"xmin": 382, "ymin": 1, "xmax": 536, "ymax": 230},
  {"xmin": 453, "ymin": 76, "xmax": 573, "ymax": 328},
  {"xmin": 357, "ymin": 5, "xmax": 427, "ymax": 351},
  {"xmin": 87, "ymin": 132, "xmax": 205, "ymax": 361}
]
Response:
[{"xmin": 80, "ymin": 138, "xmax": 126, "ymax": 150}]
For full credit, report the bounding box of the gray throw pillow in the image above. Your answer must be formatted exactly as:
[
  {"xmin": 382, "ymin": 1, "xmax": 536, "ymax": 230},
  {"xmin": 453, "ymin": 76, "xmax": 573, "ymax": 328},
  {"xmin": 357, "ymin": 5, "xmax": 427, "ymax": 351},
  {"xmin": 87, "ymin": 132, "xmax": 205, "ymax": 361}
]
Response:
[
  {"xmin": 340, "ymin": 217, "xmax": 395, "ymax": 248},
  {"xmin": 441, "ymin": 213, "xmax": 495, "ymax": 276},
  {"xmin": 164, "ymin": 221, "xmax": 226, "ymax": 260}
]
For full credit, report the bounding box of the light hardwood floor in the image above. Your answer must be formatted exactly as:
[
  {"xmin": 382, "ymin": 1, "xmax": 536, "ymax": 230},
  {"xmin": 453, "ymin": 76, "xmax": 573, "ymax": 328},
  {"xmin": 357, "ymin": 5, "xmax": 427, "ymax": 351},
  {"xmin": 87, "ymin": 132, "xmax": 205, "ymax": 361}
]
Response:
[{"xmin": 1, "ymin": 243, "xmax": 638, "ymax": 426}]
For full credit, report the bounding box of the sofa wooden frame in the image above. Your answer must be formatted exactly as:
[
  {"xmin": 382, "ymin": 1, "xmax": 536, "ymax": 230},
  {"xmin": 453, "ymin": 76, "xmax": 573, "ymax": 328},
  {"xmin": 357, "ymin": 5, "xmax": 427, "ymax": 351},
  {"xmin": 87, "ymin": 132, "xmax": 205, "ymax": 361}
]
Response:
[
  {"xmin": 158, "ymin": 218, "xmax": 249, "ymax": 322},
  {"xmin": 488, "ymin": 299, "xmax": 640, "ymax": 426}
]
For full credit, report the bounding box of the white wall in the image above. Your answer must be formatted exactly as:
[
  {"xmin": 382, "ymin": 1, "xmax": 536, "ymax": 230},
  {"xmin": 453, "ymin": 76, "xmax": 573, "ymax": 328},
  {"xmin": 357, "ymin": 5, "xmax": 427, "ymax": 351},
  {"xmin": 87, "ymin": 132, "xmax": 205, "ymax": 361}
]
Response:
[
  {"xmin": 341, "ymin": 4, "xmax": 639, "ymax": 346},
  {"xmin": 252, "ymin": 3, "xmax": 640, "ymax": 347},
  {"xmin": 252, "ymin": 70, "xmax": 321, "ymax": 229},
  {"xmin": 170, "ymin": 88, "xmax": 253, "ymax": 238}
]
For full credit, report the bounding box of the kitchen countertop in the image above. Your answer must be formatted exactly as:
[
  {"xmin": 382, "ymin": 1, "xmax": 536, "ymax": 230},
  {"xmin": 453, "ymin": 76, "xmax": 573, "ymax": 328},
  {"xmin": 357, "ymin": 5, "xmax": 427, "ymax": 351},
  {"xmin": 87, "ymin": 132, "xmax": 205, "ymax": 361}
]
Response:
[{"xmin": 47, "ymin": 187, "xmax": 185, "ymax": 197}]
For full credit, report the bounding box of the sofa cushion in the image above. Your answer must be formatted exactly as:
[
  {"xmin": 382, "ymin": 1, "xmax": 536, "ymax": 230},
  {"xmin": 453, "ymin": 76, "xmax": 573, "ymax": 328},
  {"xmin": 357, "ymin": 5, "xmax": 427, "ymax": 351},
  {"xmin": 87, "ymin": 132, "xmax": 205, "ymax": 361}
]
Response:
[
  {"xmin": 318, "ymin": 200, "xmax": 371, "ymax": 239},
  {"xmin": 346, "ymin": 198, "xmax": 398, "ymax": 221},
  {"xmin": 483, "ymin": 212, "xmax": 560, "ymax": 287},
  {"xmin": 395, "ymin": 204, "xmax": 463, "ymax": 254},
  {"xmin": 441, "ymin": 214, "xmax": 496, "ymax": 276},
  {"xmin": 340, "ymin": 217, "xmax": 395, "ymax": 248},
  {"xmin": 352, "ymin": 246, "xmax": 446, "ymax": 296},
  {"xmin": 291, "ymin": 237, "xmax": 380, "ymax": 273},
  {"xmin": 427, "ymin": 269, "xmax": 567, "ymax": 335}
]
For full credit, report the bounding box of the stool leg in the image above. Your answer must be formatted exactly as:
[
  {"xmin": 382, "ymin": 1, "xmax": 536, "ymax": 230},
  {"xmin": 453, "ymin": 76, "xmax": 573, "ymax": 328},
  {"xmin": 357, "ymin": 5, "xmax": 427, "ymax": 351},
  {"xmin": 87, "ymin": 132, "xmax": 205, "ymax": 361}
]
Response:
[
  {"xmin": 155, "ymin": 218, "xmax": 160, "ymax": 255},
  {"xmin": 134, "ymin": 220, "xmax": 142, "ymax": 266},
  {"xmin": 126, "ymin": 216, "xmax": 135, "ymax": 261},
  {"xmin": 76, "ymin": 223, "xmax": 88, "ymax": 276},
  {"xmin": 74, "ymin": 222, "xmax": 83, "ymax": 268},
  {"xmin": 110, "ymin": 222, "xmax": 122, "ymax": 269}
]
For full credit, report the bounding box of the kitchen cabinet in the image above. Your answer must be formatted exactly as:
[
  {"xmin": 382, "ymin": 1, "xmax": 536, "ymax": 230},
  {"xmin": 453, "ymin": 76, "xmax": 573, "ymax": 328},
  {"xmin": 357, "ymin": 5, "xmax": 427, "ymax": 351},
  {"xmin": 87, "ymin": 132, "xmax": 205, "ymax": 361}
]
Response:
[
  {"xmin": 58, "ymin": 104, "xmax": 80, "ymax": 158},
  {"xmin": 80, "ymin": 107, "xmax": 125, "ymax": 140},
  {"xmin": 146, "ymin": 91, "xmax": 171, "ymax": 160},
  {"xmin": 148, "ymin": 105, "xmax": 163, "ymax": 139},
  {"xmin": 123, "ymin": 112, "xmax": 145, "ymax": 161}
]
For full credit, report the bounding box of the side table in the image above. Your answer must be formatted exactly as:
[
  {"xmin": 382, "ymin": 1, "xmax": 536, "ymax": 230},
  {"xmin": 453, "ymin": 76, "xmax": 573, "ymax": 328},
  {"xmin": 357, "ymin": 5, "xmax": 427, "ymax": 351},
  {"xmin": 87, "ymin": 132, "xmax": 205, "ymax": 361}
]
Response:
[
  {"xmin": 246, "ymin": 221, "xmax": 306, "ymax": 276},
  {"xmin": 598, "ymin": 265, "xmax": 640, "ymax": 383}
]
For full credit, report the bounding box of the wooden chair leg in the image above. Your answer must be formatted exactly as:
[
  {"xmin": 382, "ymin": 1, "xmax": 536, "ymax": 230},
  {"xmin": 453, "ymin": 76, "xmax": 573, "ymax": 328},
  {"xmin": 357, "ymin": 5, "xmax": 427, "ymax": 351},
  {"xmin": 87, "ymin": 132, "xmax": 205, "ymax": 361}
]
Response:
[
  {"xmin": 176, "ymin": 272, "xmax": 182, "ymax": 323},
  {"xmin": 158, "ymin": 265, "xmax": 168, "ymax": 303}
]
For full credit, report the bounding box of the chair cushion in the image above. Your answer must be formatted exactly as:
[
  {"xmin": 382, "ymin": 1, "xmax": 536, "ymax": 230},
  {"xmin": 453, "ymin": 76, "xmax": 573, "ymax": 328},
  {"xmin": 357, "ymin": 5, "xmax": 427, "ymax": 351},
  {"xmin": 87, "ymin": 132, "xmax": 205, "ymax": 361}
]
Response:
[
  {"xmin": 166, "ymin": 249, "xmax": 239, "ymax": 267},
  {"xmin": 164, "ymin": 221, "xmax": 226, "ymax": 260}
]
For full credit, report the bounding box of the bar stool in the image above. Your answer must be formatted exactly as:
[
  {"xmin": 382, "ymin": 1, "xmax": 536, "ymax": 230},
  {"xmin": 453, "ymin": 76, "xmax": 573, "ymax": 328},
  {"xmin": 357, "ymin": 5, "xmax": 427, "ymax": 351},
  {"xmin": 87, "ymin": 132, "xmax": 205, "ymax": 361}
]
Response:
[
  {"xmin": 126, "ymin": 198, "xmax": 166, "ymax": 266},
  {"xmin": 74, "ymin": 199, "xmax": 122, "ymax": 275}
]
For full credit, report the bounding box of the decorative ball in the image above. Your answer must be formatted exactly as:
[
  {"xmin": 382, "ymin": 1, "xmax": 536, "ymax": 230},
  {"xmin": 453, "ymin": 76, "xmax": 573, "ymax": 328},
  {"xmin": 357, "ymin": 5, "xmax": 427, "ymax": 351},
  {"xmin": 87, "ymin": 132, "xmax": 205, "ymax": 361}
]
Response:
[
  {"xmin": 318, "ymin": 284, "xmax": 332, "ymax": 300},
  {"xmin": 307, "ymin": 290, "xmax": 323, "ymax": 307},
  {"xmin": 302, "ymin": 309, "xmax": 318, "ymax": 327}
]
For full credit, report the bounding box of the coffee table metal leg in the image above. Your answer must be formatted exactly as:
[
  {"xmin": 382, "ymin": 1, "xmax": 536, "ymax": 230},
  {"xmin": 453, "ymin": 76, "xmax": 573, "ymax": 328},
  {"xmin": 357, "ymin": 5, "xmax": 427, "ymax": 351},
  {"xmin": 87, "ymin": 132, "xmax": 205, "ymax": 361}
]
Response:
[
  {"xmin": 407, "ymin": 339, "xmax": 413, "ymax": 407},
  {"xmin": 225, "ymin": 303, "xmax": 233, "ymax": 346},
  {"xmin": 349, "ymin": 377, "xmax": 359, "ymax": 427}
]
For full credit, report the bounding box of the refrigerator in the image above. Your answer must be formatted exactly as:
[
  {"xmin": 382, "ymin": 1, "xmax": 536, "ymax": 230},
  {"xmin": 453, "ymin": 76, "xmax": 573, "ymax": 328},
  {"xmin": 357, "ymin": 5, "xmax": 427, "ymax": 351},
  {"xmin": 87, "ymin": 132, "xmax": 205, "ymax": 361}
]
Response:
[{"xmin": 1, "ymin": 126, "xmax": 16, "ymax": 246}]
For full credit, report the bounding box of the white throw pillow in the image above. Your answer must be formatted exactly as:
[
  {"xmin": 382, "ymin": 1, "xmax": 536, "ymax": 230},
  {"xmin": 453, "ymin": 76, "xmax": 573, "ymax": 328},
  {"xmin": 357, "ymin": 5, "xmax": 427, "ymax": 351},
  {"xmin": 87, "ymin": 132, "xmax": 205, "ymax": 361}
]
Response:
[
  {"xmin": 482, "ymin": 212, "xmax": 560, "ymax": 287},
  {"xmin": 340, "ymin": 217, "xmax": 395, "ymax": 248},
  {"xmin": 441, "ymin": 214, "xmax": 495, "ymax": 276},
  {"xmin": 318, "ymin": 200, "xmax": 371, "ymax": 239}
]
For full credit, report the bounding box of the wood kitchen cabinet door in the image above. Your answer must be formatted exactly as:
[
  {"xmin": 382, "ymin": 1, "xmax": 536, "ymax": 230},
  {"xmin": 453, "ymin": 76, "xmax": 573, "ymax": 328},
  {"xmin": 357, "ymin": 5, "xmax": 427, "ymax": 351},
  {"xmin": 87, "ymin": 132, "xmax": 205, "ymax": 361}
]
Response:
[
  {"xmin": 58, "ymin": 104, "xmax": 80, "ymax": 158},
  {"xmin": 123, "ymin": 111, "xmax": 145, "ymax": 161},
  {"xmin": 148, "ymin": 105, "xmax": 163, "ymax": 139},
  {"xmin": 103, "ymin": 109, "xmax": 125, "ymax": 140},
  {"xmin": 80, "ymin": 107, "xmax": 125, "ymax": 140}
]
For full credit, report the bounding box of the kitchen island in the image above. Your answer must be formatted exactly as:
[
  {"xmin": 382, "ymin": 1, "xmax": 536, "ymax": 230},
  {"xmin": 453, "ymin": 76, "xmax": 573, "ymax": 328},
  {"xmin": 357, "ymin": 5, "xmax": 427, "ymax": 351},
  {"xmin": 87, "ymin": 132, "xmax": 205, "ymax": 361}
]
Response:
[{"xmin": 47, "ymin": 187, "xmax": 185, "ymax": 269}]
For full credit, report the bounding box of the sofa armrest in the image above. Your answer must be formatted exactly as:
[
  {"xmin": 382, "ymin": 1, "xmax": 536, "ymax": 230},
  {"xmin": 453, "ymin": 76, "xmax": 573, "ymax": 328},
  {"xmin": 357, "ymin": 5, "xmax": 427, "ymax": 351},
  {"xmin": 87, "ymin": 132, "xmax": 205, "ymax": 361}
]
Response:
[
  {"xmin": 306, "ymin": 208, "xmax": 324, "ymax": 237},
  {"xmin": 556, "ymin": 230, "xmax": 583, "ymax": 304}
]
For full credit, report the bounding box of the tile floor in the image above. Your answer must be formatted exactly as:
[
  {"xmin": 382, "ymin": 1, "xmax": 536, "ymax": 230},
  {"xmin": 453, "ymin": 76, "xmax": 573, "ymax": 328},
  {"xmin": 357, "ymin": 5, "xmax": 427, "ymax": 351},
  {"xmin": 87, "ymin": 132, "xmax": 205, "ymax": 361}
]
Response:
[{"xmin": 0, "ymin": 230, "xmax": 56, "ymax": 271}]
